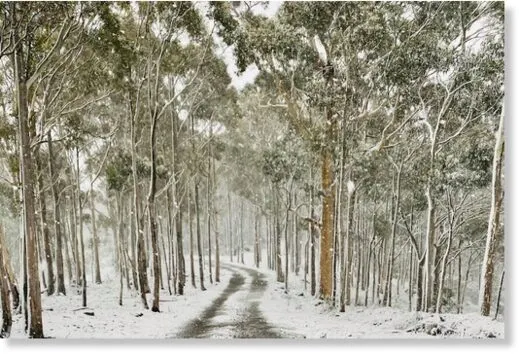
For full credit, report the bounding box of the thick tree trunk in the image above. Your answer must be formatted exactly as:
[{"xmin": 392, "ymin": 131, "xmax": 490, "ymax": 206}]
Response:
[
  {"xmin": 132, "ymin": 125, "xmax": 149, "ymax": 309},
  {"xmin": 175, "ymin": 207, "xmax": 185, "ymax": 295},
  {"xmin": 479, "ymin": 103, "xmax": 504, "ymax": 316},
  {"xmin": 147, "ymin": 113, "xmax": 160, "ymax": 312},
  {"xmin": 13, "ymin": 23, "xmax": 44, "ymax": 336},
  {"xmin": 424, "ymin": 187, "xmax": 436, "ymax": 312},
  {"xmin": 320, "ymin": 146, "xmax": 334, "ymax": 301},
  {"xmin": 172, "ymin": 120, "xmax": 185, "ymax": 295},
  {"xmin": 161, "ymin": 215, "xmax": 172, "ymax": 295},
  {"xmin": 416, "ymin": 258, "xmax": 425, "ymax": 312}
]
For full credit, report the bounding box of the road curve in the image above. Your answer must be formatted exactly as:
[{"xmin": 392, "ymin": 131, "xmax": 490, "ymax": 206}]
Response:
[{"xmin": 174, "ymin": 264, "xmax": 288, "ymax": 339}]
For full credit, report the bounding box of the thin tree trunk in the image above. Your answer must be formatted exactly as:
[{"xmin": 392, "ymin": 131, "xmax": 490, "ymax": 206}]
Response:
[
  {"xmin": 340, "ymin": 181, "xmax": 356, "ymax": 311},
  {"xmin": 364, "ymin": 237, "xmax": 374, "ymax": 307},
  {"xmin": 161, "ymin": 216, "xmax": 172, "ymax": 295},
  {"xmin": 35, "ymin": 150, "xmax": 55, "ymax": 296},
  {"xmin": 354, "ymin": 237, "xmax": 362, "ymax": 306},
  {"xmin": 228, "ymin": 192, "xmax": 233, "ymax": 262},
  {"xmin": 479, "ymin": 103, "xmax": 504, "ymax": 316},
  {"xmin": 456, "ymin": 239, "xmax": 463, "ymax": 313},
  {"xmin": 408, "ymin": 244, "xmax": 414, "ymax": 312},
  {"xmin": 195, "ymin": 182, "xmax": 206, "ymax": 291},
  {"xmin": 207, "ymin": 169, "xmax": 213, "ymax": 284},
  {"xmin": 385, "ymin": 167, "xmax": 402, "ymax": 307},
  {"xmin": 494, "ymin": 269, "xmax": 505, "ymax": 320},
  {"xmin": 76, "ymin": 147, "xmax": 87, "ymax": 308},
  {"xmin": 274, "ymin": 190, "xmax": 283, "ymax": 282},
  {"xmin": 188, "ymin": 190, "xmax": 196, "ymax": 288},
  {"xmin": 46, "ymin": 132, "xmax": 66, "ymax": 295},
  {"xmin": 254, "ymin": 212, "xmax": 260, "ymax": 268},
  {"xmin": 129, "ymin": 92, "xmax": 149, "ymax": 309},
  {"xmin": 90, "ymin": 190, "xmax": 102, "ymax": 284},
  {"xmin": 214, "ymin": 212, "xmax": 221, "ymax": 283},
  {"xmin": 117, "ymin": 192, "xmax": 125, "ymax": 306},
  {"xmin": 461, "ymin": 252, "xmax": 475, "ymax": 312},
  {"xmin": 62, "ymin": 212, "xmax": 73, "ymax": 285},
  {"xmin": 240, "ymin": 200, "xmax": 245, "ymax": 264},
  {"xmin": 165, "ymin": 191, "xmax": 173, "ymax": 295},
  {"xmin": 70, "ymin": 192, "xmax": 81, "ymax": 287},
  {"xmin": 284, "ymin": 188, "xmax": 292, "ymax": 292},
  {"xmin": 436, "ymin": 219, "xmax": 454, "ymax": 313}
]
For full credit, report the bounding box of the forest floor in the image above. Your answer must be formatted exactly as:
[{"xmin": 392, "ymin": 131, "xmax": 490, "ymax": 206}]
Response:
[{"xmin": 6, "ymin": 254, "xmax": 504, "ymax": 339}]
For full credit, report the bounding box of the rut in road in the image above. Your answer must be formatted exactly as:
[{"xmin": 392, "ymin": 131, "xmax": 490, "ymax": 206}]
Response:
[
  {"xmin": 175, "ymin": 264, "xmax": 285, "ymax": 338},
  {"xmin": 175, "ymin": 269, "xmax": 245, "ymax": 338},
  {"xmin": 229, "ymin": 265, "xmax": 281, "ymax": 338}
]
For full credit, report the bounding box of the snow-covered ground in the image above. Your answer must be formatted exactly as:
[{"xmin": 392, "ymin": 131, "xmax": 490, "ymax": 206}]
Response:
[
  {"xmin": 240, "ymin": 253, "xmax": 505, "ymax": 339},
  {"xmin": 2, "ymin": 252, "xmax": 505, "ymax": 340},
  {"xmin": 8, "ymin": 264, "xmax": 233, "ymax": 339}
]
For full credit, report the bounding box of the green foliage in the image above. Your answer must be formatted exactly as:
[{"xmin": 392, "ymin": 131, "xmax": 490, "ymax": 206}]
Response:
[
  {"xmin": 262, "ymin": 131, "xmax": 305, "ymax": 185},
  {"xmin": 104, "ymin": 150, "xmax": 149, "ymax": 192}
]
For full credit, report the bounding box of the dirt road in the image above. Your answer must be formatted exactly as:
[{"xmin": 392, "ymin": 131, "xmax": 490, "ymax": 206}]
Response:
[{"xmin": 175, "ymin": 264, "xmax": 291, "ymax": 339}]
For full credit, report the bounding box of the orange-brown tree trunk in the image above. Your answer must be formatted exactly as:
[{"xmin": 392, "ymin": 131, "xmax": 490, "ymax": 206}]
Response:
[{"xmin": 319, "ymin": 147, "xmax": 334, "ymax": 300}]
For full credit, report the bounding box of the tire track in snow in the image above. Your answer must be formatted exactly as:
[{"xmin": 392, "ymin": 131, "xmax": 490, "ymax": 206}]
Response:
[
  {"xmin": 174, "ymin": 267, "xmax": 245, "ymax": 338},
  {"xmin": 175, "ymin": 263, "xmax": 297, "ymax": 338}
]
